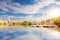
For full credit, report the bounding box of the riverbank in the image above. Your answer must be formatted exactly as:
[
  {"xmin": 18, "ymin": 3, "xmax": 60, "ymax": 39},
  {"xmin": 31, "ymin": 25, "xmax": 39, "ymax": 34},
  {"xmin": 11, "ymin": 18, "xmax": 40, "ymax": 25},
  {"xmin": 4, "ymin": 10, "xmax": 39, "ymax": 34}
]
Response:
[{"xmin": 0, "ymin": 26, "xmax": 60, "ymax": 32}]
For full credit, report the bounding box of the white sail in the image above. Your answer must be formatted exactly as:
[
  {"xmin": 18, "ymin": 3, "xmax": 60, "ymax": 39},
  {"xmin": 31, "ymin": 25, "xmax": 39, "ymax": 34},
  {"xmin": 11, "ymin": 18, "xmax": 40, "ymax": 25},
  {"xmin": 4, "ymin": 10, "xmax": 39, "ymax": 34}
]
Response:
[{"xmin": 8, "ymin": 16, "xmax": 11, "ymax": 26}]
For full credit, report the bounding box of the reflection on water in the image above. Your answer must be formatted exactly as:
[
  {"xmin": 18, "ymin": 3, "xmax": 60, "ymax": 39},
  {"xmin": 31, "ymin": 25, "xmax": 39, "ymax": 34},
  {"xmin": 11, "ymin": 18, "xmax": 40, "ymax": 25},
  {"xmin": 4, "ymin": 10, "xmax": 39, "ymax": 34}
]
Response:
[{"xmin": 0, "ymin": 27, "xmax": 60, "ymax": 40}]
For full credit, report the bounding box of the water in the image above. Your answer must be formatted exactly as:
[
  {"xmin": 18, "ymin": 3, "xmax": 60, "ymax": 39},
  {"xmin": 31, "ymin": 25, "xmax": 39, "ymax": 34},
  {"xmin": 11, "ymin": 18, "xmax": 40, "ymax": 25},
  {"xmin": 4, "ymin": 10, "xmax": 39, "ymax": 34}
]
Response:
[{"xmin": 0, "ymin": 27, "xmax": 60, "ymax": 40}]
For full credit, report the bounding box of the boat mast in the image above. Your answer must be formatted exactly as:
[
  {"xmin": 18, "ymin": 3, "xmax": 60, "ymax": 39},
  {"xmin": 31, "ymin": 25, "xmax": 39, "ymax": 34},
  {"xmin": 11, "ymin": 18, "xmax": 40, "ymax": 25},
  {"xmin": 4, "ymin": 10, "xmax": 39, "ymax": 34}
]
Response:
[
  {"xmin": 8, "ymin": 16, "xmax": 11, "ymax": 26},
  {"xmin": 8, "ymin": 16, "xmax": 10, "ymax": 23},
  {"xmin": 44, "ymin": 13, "xmax": 47, "ymax": 25}
]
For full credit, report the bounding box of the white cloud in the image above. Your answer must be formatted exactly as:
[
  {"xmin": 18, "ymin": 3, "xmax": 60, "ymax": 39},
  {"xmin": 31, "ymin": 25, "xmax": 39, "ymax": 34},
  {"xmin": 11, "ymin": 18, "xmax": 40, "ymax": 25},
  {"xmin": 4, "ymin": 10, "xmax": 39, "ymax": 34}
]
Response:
[
  {"xmin": 0, "ymin": 0, "xmax": 60, "ymax": 20},
  {"xmin": 0, "ymin": 15, "xmax": 34, "ymax": 20},
  {"xmin": 11, "ymin": 0, "xmax": 55, "ymax": 14},
  {"xmin": 0, "ymin": 2, "xmax": 9, "ymax": 13},
  {"xmin": 9, "ymin": 15, "xmax": 33, "ymax": 19},
  {"xmin": 0, "ymin": 0, "xmax": 55, "ymax": 14}
]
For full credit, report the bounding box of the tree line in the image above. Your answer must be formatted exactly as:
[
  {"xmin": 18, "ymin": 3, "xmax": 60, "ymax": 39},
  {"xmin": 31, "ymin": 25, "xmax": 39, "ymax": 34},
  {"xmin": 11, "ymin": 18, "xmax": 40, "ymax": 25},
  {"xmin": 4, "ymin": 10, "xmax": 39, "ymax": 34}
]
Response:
[{"xmin": 0, "ymin": 16, "xmax": 60, "ymax": 27}]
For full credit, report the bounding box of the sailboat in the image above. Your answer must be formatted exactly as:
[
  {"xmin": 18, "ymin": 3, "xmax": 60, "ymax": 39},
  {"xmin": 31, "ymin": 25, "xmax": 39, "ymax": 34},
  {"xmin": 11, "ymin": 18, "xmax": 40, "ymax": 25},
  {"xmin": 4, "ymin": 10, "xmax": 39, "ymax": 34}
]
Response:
[{"xmin": 8, "ymin": 17, "xmax": 11, "ymax": 26}]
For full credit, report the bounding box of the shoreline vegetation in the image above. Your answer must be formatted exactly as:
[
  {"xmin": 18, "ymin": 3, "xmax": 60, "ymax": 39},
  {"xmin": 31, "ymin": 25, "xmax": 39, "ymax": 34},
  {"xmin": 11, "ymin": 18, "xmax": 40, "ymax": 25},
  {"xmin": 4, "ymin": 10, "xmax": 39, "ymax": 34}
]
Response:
[{"xmin": 0, "ymin": 16, "xmax": 60, "ymax": 31}]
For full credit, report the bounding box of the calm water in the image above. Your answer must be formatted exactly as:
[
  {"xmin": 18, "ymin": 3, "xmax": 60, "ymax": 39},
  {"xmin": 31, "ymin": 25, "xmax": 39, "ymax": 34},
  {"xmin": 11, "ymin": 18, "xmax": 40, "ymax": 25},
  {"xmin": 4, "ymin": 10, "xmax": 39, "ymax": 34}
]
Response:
[{"xmin": 0, "ymin": 27, "xmax": 60, "ymax": 40}]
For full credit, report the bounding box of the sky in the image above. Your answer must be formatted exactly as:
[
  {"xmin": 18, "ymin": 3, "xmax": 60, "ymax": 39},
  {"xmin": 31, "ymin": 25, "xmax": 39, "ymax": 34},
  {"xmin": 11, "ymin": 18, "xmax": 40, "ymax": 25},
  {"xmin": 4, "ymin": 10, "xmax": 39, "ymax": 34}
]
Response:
[{"xmin": 0, "ymin": 0, "xmax": 60, "ymax": 21}]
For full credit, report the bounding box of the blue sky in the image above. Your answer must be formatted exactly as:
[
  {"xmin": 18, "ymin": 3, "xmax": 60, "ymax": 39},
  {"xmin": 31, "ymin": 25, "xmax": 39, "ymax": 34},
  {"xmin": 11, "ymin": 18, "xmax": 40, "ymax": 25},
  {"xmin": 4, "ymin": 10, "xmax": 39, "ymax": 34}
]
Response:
[
  {"xmin": 13, "ymin": 0, "xmax": 36, "ymax": 5},
  {"xmin": 0, "ymin": 0, "xmax": 60, "ymax": 20}
]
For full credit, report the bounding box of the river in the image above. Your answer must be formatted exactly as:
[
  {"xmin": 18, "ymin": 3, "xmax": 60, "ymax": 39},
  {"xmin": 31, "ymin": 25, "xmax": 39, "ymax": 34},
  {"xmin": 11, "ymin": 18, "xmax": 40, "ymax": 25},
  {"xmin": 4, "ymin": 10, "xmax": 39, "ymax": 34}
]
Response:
[{"xmin": 0, "ymin": 27, "xmax": 60, "ymax": 40}]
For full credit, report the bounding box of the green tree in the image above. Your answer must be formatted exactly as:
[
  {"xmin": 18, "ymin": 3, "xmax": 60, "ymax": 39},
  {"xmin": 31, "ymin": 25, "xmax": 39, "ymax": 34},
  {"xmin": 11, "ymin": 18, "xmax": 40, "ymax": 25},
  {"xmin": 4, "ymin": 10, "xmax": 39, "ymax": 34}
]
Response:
[
  {"xmin": 4, "ymin": 22, "xmax": 6, "ymax": 26},
  {"xmin": 16, "ymin": 22, "xmax": 21, "ymax": 26},
  {"xmin": 54, "ymin": 17, "xmax": 60, "ymax": 27},
  {"xmin": 27, "ymin": 22, "xmax": 32, "ymax": 26},
  {"xmin": 21, "ymin": 21, "xmax": 27, "ymax": 27},
  {"xmin": 12, "ymin": 22, "xmax": 16, "ymax": 26},
  {"xmin": 32, "ymin": 21, "xmax": 37, "ymax": 25}
]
